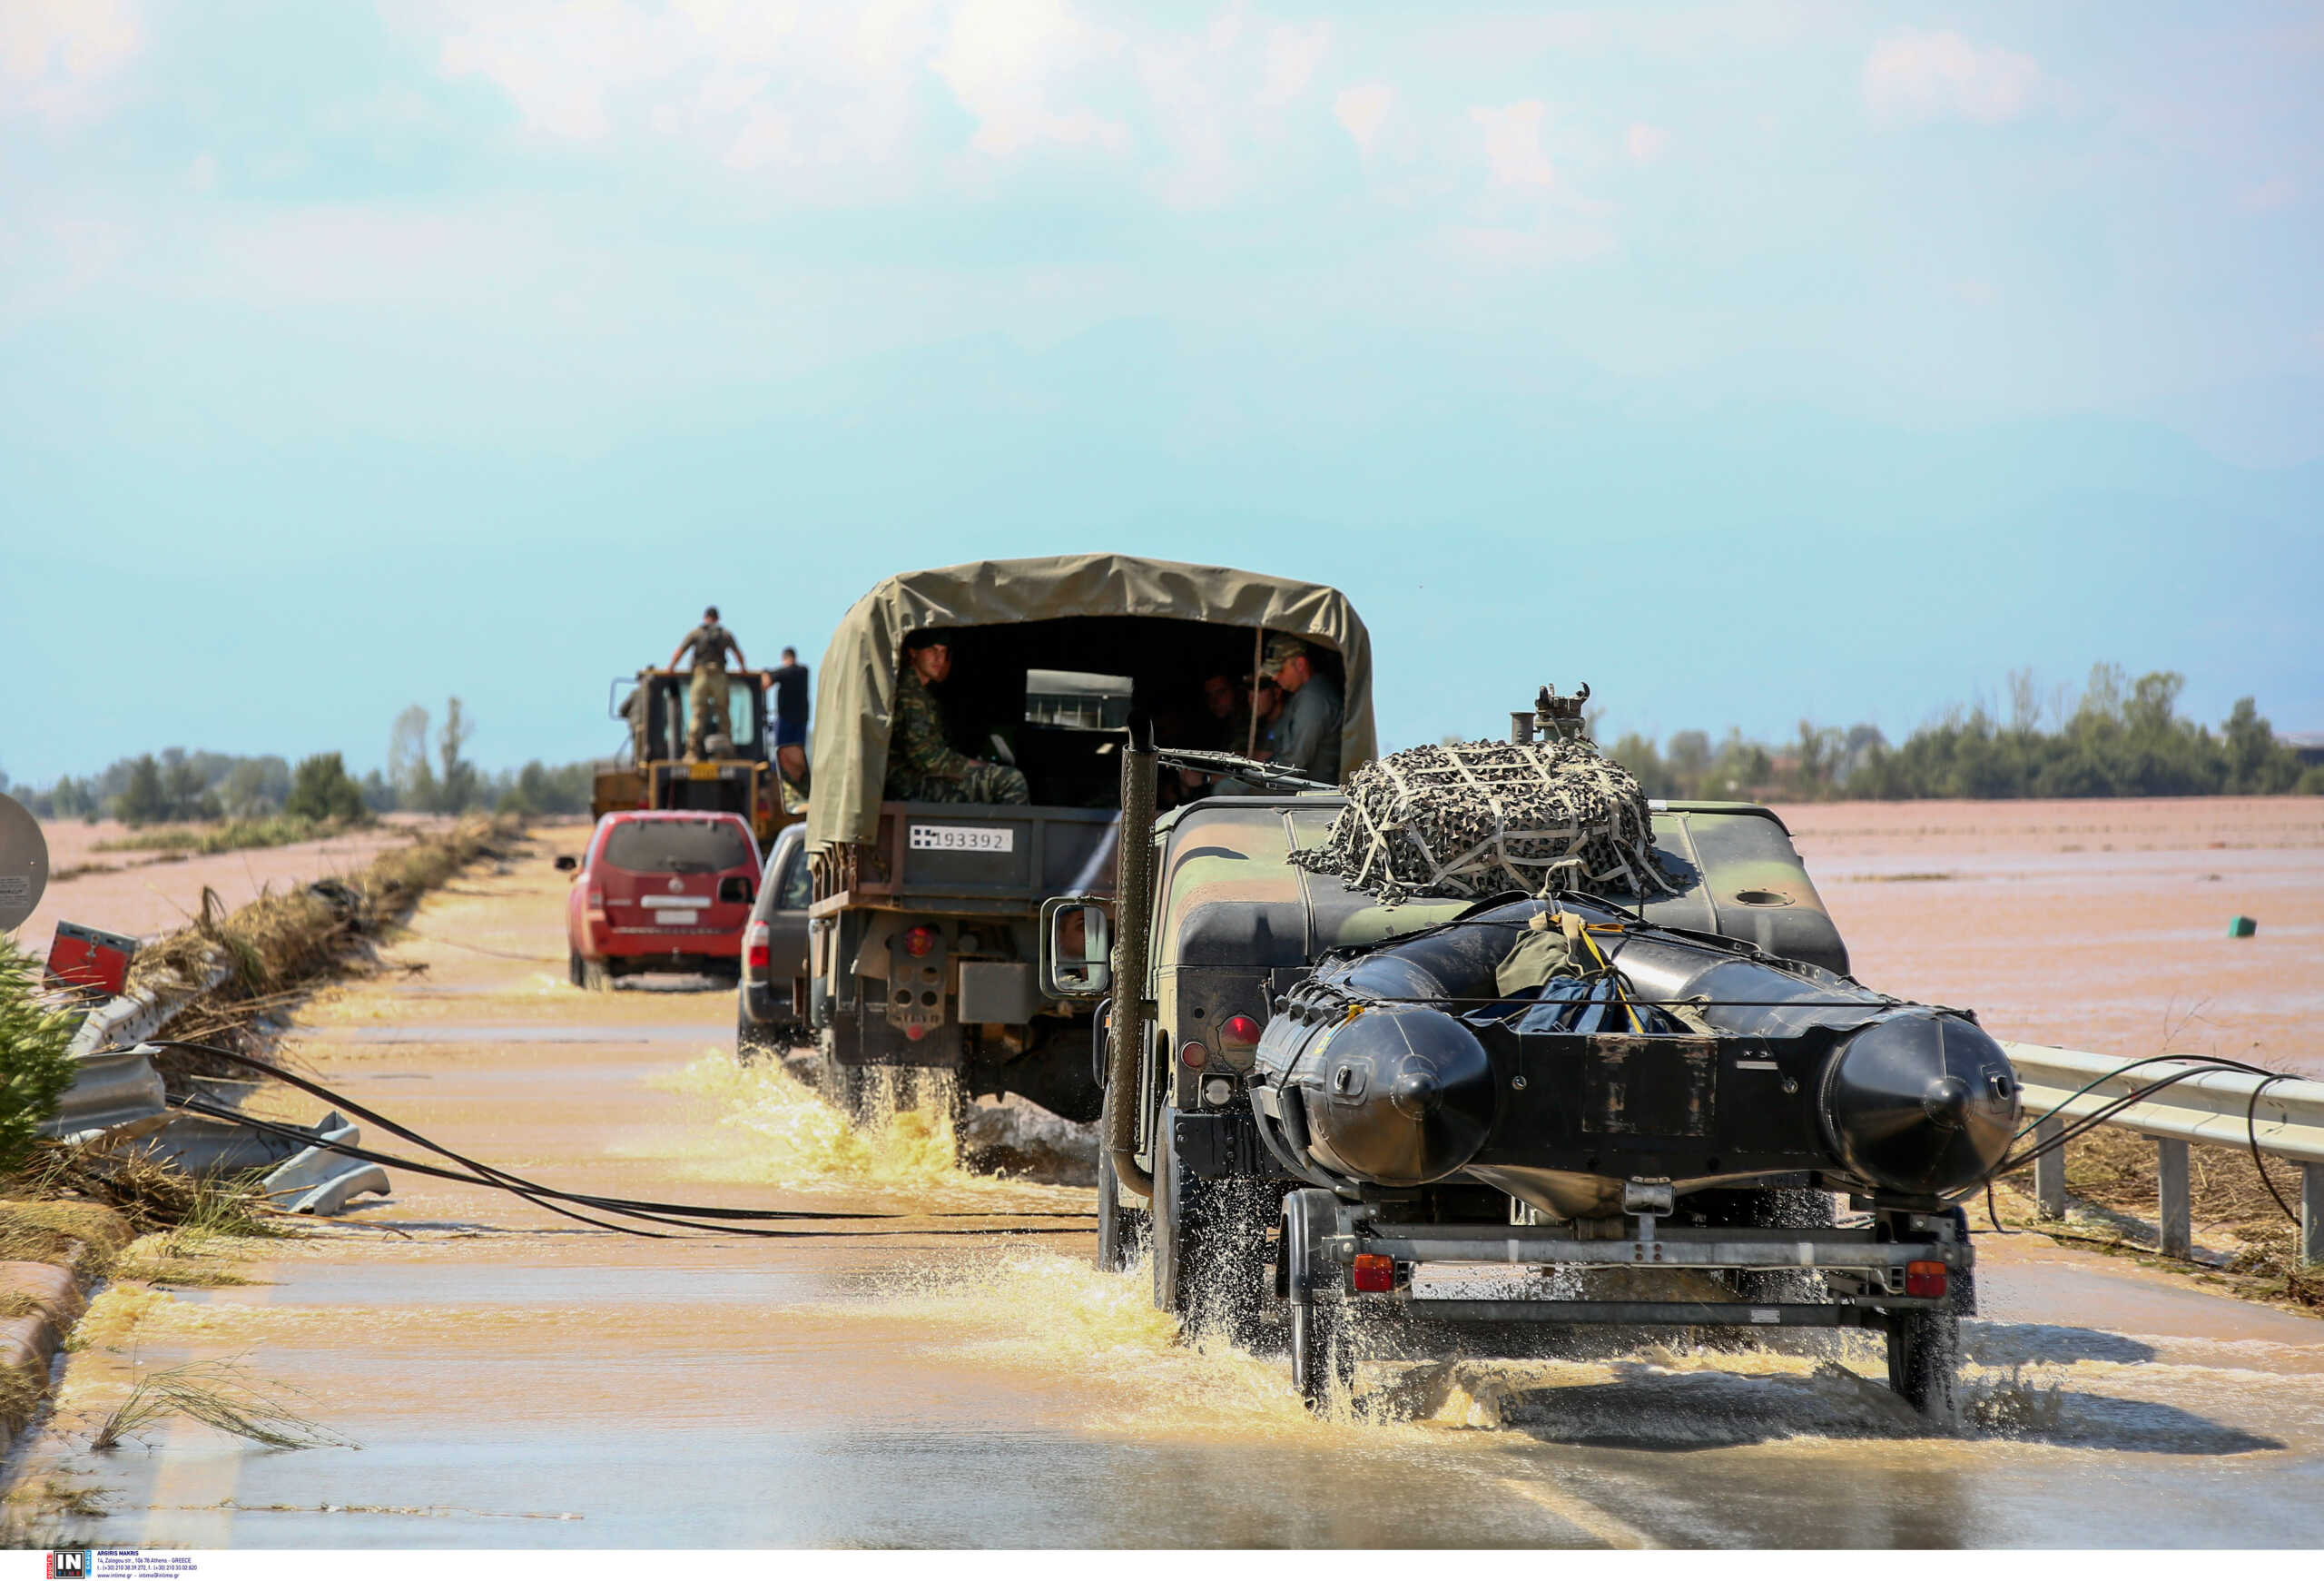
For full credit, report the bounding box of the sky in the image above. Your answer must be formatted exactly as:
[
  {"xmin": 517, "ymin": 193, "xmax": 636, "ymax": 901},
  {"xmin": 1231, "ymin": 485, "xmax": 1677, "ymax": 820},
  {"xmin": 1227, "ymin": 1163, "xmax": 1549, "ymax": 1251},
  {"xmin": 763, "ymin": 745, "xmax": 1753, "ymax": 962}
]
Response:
[{"xmin": 2, "ymin": 0, "xmax": 2319, "ymax": 784}]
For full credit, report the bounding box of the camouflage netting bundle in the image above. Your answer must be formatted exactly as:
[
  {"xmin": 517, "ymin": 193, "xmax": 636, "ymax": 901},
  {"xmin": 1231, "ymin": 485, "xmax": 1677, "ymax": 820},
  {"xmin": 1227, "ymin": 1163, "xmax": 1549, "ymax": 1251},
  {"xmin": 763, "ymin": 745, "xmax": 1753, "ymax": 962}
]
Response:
[{"xmin": 1290, "ymin": 736, "xmax": 1674, "ymax": 906}]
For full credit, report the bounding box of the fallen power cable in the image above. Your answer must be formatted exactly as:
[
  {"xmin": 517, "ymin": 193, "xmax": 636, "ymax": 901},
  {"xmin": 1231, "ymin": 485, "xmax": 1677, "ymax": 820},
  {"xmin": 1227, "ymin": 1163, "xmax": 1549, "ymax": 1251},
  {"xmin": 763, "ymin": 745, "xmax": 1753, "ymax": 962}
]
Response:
[
  {"xmin": 130, "ymin": 1038, "xmax": 1098, "ymax": 1240},
  {"xmin": 1978, "ymin": 1051, "xmax": 2305, "ymax": 1237}
]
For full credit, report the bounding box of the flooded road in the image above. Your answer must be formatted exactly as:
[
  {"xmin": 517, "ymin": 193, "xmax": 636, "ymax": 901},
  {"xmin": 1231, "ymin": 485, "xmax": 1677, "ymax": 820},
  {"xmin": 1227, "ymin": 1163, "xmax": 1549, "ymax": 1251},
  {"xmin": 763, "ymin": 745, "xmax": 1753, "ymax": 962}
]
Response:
[{"xmin": 14, "ymin": 829, "xmax": 2324, "ymax": 1547}]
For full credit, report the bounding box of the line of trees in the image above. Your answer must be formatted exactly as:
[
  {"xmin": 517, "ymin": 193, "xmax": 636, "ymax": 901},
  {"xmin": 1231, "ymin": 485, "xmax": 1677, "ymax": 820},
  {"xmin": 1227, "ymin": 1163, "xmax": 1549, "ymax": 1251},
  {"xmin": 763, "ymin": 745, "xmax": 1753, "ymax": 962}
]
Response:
[
  {"xmin": 1604, "ymin": 666, "xmax": 2322, "ymax": 803},
  {"xmin": 7, "ymin": 696, "xmax": 601, "ymax": 825}
]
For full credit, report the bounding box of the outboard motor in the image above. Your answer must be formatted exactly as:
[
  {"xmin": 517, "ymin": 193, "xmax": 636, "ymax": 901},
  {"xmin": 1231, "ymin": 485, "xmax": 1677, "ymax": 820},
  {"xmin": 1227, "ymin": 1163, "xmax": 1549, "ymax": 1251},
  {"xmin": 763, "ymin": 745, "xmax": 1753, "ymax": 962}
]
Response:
[{"xmin": 1250, "ymin": 896, "xmax": 2018, "ymax": 1216}]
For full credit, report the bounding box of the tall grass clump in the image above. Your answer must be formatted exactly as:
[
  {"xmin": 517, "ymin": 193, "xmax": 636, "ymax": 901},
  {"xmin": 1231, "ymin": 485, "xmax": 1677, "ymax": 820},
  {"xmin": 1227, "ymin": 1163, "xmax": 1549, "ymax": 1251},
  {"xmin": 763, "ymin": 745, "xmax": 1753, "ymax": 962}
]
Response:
[{"xmin": 91, "ymin": 1359, "xmax": 355, "ymax": 1452}]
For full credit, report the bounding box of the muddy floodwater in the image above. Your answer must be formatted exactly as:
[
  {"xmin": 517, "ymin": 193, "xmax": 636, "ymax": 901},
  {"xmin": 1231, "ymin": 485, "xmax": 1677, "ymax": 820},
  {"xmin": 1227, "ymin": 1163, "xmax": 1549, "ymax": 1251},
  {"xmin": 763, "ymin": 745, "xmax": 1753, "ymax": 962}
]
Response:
[{"xmin": 11, "ymin": 805, "xmax": 2324, "ymax": 1547}]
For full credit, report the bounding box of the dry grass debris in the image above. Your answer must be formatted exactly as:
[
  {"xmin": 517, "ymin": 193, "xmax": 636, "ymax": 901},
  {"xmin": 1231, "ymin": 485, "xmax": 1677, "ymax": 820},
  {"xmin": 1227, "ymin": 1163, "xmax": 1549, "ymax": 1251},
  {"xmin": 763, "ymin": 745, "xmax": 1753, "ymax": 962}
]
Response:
[
  {"xmin": 14, "ymin": 1144, "xmax": 290, "ymax": 1240},
  {"xmin": 0, "ymin": 1199, "xmax": 133, "ymax": 1270},
  {"xmin": 1995, "ymin": 1128, "xmax": 2321, "ymax": 1311}
]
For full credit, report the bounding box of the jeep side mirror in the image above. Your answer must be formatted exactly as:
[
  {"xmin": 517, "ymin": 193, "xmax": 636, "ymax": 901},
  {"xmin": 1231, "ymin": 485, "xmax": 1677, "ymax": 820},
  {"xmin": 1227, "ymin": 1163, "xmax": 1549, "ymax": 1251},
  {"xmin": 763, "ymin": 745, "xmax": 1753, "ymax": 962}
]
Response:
[
  {"xmin": 1039, "ymin": 896, "xmax": 1112, "ymax": 999},
  {"xmin": 554, "ymin": 855, "xmax": 578, "ymax": 872}
]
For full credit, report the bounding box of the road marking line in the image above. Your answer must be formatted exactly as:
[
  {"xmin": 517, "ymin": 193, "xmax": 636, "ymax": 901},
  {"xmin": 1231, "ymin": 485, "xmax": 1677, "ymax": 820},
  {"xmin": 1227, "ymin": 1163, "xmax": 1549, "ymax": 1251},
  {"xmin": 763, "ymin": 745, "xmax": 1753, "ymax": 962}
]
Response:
[{"xmin": 1496, "ymin": 1474, "xmax": 1654, "ymax": 1549}]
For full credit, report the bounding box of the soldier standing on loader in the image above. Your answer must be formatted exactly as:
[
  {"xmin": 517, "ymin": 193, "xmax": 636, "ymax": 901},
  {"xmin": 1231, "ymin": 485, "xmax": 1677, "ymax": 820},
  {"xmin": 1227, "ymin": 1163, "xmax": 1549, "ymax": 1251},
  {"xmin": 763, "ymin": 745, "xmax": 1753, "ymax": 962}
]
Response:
[
  {"xmin": 884, "ymin": 631, "xmax": 1029, "ymax": 805},
  {"xmin": 668, "ymin": 606, "xmax": 747, "ymax": 760}
]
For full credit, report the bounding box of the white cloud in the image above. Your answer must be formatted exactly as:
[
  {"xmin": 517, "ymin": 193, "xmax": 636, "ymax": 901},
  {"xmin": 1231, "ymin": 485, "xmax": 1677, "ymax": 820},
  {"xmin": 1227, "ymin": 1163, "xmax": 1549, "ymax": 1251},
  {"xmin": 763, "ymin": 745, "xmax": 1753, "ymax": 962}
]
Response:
[
  {"xmin": 932, "ymin": 0, "xmax": 1125, "ymax": 157},
  {"xmin": 1258, "ymin": 21, "xmax": 1327, "ymax": 108},
  {"xmin": 1334, "ymin": 82, "xmax": 1394, "ymax": 153},
  {"xmin": 1470, "ymin": 100, "xmax": 1556, "ymax": 189},
  {"xmin": 1862, "ymin": 29, "xmax": 2040, "ymax": 127},
  {"xmin": 437, "ymin": 0, "xmax": 684, "ymax": 142},
  {"xmin": 187, "ymin": 152, "xmax": 219, "ymax": 193},
  {"xmin": 1625, "ymin": 122, "xmax": 1669, "ymax": 164},
  {"xmin": 0, "ymin": 0, "xmax": 141, "ymax": 124}
]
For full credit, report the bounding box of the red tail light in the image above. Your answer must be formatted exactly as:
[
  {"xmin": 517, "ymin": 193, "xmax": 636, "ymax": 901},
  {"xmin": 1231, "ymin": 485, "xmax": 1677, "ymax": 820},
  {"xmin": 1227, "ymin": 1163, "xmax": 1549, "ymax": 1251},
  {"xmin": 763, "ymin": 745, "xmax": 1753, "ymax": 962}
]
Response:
[
  {"xmin": 1178, "ymin": 1041, "xmax": 1208, "ymax": 1069},
  {"xmin": 745, "ymin": 922, "xmax": 770, "ymax": 971},
  {"xmin": 1351, "ymin": 1253, "xmax": 1395, "ymax": 1293},
  {"xmin": 1220, "ymin": 1014, "xmax": 1261, "ymax": 1046},
  {"xmin": 1905, "ymin": 1260, "xmax": 1947, "ymax": 1299},
  {"xmin": 902, "ymin": 925, "xmax": 939, "ymax": 958}
]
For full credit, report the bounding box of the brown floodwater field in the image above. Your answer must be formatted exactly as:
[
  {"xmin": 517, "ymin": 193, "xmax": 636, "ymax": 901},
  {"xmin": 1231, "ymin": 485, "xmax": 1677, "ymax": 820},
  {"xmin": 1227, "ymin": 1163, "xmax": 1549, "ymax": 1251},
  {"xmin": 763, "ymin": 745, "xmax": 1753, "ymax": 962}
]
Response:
[
  {"xmin": 18, "ymin": 815, "xmax": 456, "ymax": 963},
  {"xmin": 1774, "ymin": 797, "xmax": 2324, "ymax": 1077},
  {"xmin": 6, "ymin": 814, "xmax": 2323, "ymax": 1547}
]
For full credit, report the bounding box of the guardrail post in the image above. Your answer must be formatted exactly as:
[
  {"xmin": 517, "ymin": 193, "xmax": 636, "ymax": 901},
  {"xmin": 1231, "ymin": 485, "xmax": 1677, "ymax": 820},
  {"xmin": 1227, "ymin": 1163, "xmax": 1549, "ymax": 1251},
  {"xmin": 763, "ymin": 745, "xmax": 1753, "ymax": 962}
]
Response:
[
  {"xmin": 2303, "ymin": 1162, "xmax": 2322, "ymax": 1269},
  {"xmin": 2152, "ymin": 1137, "xmax": 2191, "ymax": 1259},
  {"xmin": 2034, "ymin": 1117, "xmax": 2065, "ymax": 1219}
]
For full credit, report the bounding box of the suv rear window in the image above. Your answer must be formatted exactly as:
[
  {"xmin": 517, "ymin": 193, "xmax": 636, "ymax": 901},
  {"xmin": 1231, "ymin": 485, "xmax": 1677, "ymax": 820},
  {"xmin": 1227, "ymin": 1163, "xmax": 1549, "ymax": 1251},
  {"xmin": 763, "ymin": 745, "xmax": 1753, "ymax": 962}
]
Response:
[{"xmin": 601, "ymin": 820, "xmax": 754, "ymax": 874}]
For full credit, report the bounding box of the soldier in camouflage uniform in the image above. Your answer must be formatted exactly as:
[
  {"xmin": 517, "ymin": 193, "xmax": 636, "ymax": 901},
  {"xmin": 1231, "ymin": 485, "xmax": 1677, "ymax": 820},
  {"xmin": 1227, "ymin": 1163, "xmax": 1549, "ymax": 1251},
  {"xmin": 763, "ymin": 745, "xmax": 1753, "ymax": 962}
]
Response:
[
  {"xmin": 884, "ymin": 633, "xmax": 1030, "ymax": 805},
  {"xmin": 668, "ymin": 605, "xmax": 746, "ymax": 760}
]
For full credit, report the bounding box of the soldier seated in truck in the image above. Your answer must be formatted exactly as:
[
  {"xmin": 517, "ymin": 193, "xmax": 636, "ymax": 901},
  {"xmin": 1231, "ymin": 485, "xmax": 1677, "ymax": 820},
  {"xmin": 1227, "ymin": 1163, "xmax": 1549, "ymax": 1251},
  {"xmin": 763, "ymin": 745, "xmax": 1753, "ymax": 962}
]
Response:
[
  {"xmin": 884, "ymin": 631, "xmax": 1030, "ymax": 805},
  {"xmin": 1260, "ymin": 635, "xmax": 1342, "ymax": 784}
]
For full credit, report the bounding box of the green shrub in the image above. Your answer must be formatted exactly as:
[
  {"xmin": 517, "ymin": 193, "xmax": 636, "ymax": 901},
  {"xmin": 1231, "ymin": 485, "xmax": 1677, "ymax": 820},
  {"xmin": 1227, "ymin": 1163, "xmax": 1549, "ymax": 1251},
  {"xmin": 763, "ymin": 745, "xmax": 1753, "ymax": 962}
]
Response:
[
  {"xmin": 283, "ymin": 753, "xmax": 367, "ymax": 823},
  {"xmin": 0, "ymin": 937, "xmax": 78, "ymax": 1174}
]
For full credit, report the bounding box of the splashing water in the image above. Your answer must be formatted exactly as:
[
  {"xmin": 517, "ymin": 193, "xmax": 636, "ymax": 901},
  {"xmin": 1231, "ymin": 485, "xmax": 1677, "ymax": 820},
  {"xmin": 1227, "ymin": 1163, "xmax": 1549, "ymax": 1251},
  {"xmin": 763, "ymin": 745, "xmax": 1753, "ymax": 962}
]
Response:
[{"xmin": 642, "ymin": 1053, "xmax": 1088, "ymax": 1213}]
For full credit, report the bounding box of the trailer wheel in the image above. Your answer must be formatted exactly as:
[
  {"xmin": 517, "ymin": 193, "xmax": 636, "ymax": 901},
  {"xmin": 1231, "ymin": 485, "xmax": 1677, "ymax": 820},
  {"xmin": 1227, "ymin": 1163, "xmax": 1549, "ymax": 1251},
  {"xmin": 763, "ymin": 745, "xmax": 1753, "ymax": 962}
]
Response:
[
  {"xmin": 1290, "ymin": 1299, "xmax": 1357, "ymax": 1412},
  {"xmin": 1885, "ymin": 1306, "xmax": 1963, "ymax": 1428}
]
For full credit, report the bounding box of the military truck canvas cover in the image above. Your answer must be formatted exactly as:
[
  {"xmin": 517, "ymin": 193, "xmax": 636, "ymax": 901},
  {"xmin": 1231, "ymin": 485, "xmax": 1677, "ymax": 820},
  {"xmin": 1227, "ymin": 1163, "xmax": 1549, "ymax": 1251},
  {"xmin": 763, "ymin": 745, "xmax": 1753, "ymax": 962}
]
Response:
[{"xmin": 806, "ymin": 554, "xmax": 1378, "ymax": 848}]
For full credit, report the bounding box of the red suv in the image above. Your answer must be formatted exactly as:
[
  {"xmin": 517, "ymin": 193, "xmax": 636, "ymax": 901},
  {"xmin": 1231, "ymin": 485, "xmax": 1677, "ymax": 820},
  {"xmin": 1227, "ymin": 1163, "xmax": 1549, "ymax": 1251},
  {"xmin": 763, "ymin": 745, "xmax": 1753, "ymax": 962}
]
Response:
[{"xmin": 564, "ymin": 811, "xmax": 762, "ymax": 989}]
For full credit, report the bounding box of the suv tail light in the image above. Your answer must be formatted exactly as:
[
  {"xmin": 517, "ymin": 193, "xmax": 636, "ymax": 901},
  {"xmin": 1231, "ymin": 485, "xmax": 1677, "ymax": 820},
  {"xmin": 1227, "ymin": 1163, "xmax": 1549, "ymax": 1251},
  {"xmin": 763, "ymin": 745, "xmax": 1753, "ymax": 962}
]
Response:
[
  {"xmin": 1904, "ymin": 1260, "xmax": 1947, "ymax": 1299},
  {"xmin": 745, "ymin": 921, "xmax": 770, "ymax": 972}
]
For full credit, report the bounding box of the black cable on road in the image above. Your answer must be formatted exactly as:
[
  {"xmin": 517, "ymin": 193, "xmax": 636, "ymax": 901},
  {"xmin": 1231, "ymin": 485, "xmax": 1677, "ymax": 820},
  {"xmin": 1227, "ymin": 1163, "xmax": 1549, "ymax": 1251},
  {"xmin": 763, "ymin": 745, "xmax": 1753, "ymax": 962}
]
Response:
[
  {"xmin": 130, "ymin": 1038, "xmax": 1098, "ymax": 1236},
  {"xmin": 169, "ymin": 1097, "xmax": 1088, "ymax": 1240},
  {"xmin": 1978, "ymin": 1051, "xmax": 2306, "ymax": 1235}
]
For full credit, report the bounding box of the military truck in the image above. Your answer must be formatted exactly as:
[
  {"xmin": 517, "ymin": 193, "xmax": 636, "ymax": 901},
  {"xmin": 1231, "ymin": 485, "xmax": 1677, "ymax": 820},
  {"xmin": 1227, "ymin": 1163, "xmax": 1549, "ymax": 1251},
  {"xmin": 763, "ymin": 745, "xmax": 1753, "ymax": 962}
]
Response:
[
  {"xmin": 594, "ymin": 667, "xmax": 797, "ymax": 850},
  {"xmin": 802, "ymin": 554, "xmax": 1376, "ymax": 1122},
  {"xmin": 1040, "ymin": 710, "xmax": 2014, "ymax": 1424}
]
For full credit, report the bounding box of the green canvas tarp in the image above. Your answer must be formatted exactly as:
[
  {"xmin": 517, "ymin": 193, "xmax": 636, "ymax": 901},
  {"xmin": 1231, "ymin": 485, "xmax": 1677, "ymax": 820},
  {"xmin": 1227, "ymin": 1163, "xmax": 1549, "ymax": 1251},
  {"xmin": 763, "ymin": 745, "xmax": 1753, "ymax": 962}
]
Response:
[{"xmin": 805, "ymin": 553, "xmax": 1377, "ymax": 848}]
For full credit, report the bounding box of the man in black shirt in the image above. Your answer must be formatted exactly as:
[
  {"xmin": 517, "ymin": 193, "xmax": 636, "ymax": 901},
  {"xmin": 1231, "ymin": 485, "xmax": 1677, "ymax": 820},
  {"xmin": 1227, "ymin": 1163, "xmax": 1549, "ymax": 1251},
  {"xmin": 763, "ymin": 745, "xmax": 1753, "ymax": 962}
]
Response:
[{"xmin": 767, "ymin": 646, "xmax": 810, "ymax": 790}]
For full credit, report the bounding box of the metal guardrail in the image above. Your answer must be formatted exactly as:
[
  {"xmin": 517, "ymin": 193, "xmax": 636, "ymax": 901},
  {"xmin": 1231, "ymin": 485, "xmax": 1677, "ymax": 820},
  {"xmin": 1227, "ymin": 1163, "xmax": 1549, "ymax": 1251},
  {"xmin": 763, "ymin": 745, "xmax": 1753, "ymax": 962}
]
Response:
[
  {"xmin": 42, "ymin": 1036, "xmax": 390, "ymax": 1217},
  {"xmin": 2003, "ymin": 1042, "xmax": 2324, "ymax": 1265},
  {"xmin": 42, "ymin": 1047, "xmax": 170, "ymax": 1144}
]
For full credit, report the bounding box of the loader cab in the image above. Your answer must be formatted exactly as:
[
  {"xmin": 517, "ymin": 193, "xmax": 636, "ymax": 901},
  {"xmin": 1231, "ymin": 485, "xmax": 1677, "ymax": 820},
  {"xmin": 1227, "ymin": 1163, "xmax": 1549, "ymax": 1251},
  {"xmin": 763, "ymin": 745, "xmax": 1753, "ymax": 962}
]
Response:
[
  {"xmin": 620, "ymin": 671, "xmax": 769, "ymax": 767},
  {"xmin": 598, "ymin": 670, "xmax": 789, "ymax": 846}
]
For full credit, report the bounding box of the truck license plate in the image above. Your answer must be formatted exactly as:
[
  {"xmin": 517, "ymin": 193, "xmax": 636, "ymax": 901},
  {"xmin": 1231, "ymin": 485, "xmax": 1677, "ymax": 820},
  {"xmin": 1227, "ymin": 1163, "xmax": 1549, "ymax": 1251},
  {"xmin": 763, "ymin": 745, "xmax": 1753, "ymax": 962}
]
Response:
[{"xmin": 910, "ymin": 825, "xmax": 1013, "ymax": 853}]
